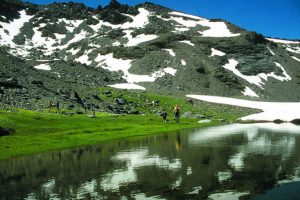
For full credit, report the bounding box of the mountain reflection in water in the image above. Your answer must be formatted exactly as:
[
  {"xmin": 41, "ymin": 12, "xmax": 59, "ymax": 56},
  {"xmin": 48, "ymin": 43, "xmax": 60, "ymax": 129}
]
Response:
[{"xmin": 1, "ymin": 123, "xmax": 300, "ymax": 200}]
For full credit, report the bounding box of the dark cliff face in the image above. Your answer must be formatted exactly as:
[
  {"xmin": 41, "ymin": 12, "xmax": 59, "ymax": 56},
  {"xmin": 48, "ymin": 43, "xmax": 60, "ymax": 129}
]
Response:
[
  {"xmin": 0, "ymin": 0, "xmax": 300, "ymax": 111},
  {"xmin": 0, "ymin": 0, "xmax": 24, "ymax": 22}
]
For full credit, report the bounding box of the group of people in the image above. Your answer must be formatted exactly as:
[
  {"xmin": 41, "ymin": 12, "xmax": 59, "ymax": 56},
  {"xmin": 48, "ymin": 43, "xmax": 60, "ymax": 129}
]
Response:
[
  {"xmin": 47, "ymin": 99, "xmax": 180, "ymax": 122},
  {"xmin": 161, "ymin": 104, "xmax": 180, "ymax": 123}
]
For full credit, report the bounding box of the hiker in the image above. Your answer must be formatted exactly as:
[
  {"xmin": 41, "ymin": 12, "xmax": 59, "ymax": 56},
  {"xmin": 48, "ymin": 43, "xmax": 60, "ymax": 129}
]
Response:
[
  {"xmin": 48, "ymin": 100, "xmax": 53, "ymax": 112},
  {"xmin": 92, "ymin": 106, "xmax": 96, "ymax": 118},
  {"xmin": 174, "ymin": 104, "xmax": 180, "ymax": 123},
  {"xmin": 160, "ymin": 108, "xmax": 168, "ymax": 123},
  {"xmin": 56, "ymin": 101, "xmax": 60, "ymax": 113}
]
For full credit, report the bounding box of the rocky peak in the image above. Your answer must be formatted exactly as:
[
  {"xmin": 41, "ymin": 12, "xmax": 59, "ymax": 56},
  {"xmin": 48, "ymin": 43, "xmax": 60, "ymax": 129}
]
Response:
[
  {"xmin": 0, "ymin": 0, "xmax": 24, "ymax": 22},
  {"xmin": 36, "ymin": 2, "xmax": 94, "ymax": 20},
  {"xmin": 99, "ymin": 0, "xmax": 138, "ymax": 25}
]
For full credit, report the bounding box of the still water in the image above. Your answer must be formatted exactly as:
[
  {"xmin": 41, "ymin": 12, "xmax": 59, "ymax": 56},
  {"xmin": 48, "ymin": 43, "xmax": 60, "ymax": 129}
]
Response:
[{"xmin": 1, "ymin": 123, "xmax": 300, "ymax": 200}]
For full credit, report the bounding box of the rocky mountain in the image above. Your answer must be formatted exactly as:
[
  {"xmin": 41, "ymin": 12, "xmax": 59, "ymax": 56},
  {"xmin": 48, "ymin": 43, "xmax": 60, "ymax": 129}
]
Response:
[{"xmin": 1, "ymin": 0, "xmax": 300, "ymax": 111}]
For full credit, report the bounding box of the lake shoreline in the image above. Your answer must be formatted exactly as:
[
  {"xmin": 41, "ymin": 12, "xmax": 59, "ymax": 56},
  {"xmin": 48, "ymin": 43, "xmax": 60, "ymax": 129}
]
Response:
[{"xmin": 0, "ymin": 109, "xmax": 222, "ymax": 161}]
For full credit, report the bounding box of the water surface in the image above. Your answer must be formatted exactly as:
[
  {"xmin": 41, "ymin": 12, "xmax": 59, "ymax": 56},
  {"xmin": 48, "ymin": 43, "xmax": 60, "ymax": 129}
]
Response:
[{"xmin": 1, "ymin": 123, "xmax": 300, "ymax": 200}]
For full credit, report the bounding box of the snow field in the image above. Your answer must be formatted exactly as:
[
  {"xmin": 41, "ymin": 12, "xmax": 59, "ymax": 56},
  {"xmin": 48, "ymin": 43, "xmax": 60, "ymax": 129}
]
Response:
[
  {"xmin": 186, "ymin": 95, "xmax": 300, "ymax": 122},
  {"xmin": 222, "ymin": 59, "xmax": 291, "ymax": 88},
  {"xmin": 34, "ymin": 63, "xmax": 51, "ymax": 70}
]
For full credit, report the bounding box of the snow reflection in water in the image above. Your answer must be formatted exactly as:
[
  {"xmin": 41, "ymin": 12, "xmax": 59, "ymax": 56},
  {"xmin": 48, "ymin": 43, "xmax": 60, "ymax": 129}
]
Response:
[{"xmin": 1, "ymin": 123, "xmax": 300, "ymax": 200}]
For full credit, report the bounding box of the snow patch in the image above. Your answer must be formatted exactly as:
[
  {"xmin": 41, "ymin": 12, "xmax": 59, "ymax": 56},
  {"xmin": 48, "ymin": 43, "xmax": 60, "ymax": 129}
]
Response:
[
  {"xmin": 222, "ymin": 59, "xmax": 291, "ymax": 88},
  {"xmin": 242, "ymin": 87, "xmax": 259, "ymax": 97},
  {"xmin": 0, "ymin": 10, "xmax": 33, "ymax": 46},
  {"xmin": 223, "ymin": 59, "xmax": 264, "ymax": 87},
  {"xmin": 68, "ymin": 48, "xmax": 80, "ymax": 55},
  {"xmin": 198, "ymin": 21, "xmax": 241, "ymax": 37},
  {"xmin": 186, "ymin": 95, "xmax": 300, "ymax": 122},
  {"xmin": 91, "ymin": 8, "xmax": 150, "ymax": 30},
  {"xmin": 286, "ymin": 46, "xmax": 300, "ymax": 54},
  {"xmin": 125, "ymin": 32, "xmax": 158, "ymax": 47},
  {"xmin": 267, "ymin": 47, "xmax": 275, "ymax": 55},
  {"xmin": 95, "ymin": 53, "xmax": 177, "ymax": 85},
  {"xmin": 170, "ymin": 11, "xmax": 205, "ymax": 20},
  {"xmin": 67, "ymin": 30, "xmax": 88, "ymax": 44},
  {"xmin": 179, "ymin": 40, "xmax": 195, "ymax": 46},
  {"xmin": 181, "ymin": 59, "xmax": 186, "ymax": 66},
  {"xmin": 164, "ymin": 49, "xmax": 176, "ymax": 57},
  {"xmin": 34, "ymin": 63, "xmax": 51, "ymax": 71},
  {"xmin": 160, "ymin": 12, "xmax": 240, "ymax": 37},
  {"xmin": 163, "ymin": 67, "xmax": 177, "ymax": 76},
  {"xmin": 174, "ymin": 27, "xmax": 190, "ymax": 32},
  {"xmin": 266, "ymin": 38, "xmax": 300, "ymax": 44},
  {"xmin": 108, "ymin": 83, "xmax": 146, "ymax": 90},
  {"xmin": 210, "ymin": 48, "xmax": 226, "ymax": 57},
  {"xmin": 75, "ymin": 49, "xmax": 93, "ymax": 65},
  {"xmin": 292, "ymin": 56, "xmax": 300, "ymax": 62}
]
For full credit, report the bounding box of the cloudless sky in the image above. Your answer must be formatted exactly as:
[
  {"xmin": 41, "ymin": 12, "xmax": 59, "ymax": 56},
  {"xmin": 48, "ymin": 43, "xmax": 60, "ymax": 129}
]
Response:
[{"xmin": 24, "ymin": 0, "xmax": 300, "ymax": 40}]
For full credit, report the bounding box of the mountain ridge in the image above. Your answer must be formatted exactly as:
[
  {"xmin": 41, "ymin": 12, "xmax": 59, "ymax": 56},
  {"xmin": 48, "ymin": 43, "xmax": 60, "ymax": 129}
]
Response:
[{"xmin": 1, "ymin": 0, "xmax": 300, "ymax": 111}]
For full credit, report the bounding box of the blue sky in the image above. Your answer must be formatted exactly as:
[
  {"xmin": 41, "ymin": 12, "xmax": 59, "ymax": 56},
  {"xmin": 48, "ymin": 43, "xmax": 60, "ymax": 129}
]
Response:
[{"xmin": 24, "ymin": 0, "xmax": 300, "ymax": 40}]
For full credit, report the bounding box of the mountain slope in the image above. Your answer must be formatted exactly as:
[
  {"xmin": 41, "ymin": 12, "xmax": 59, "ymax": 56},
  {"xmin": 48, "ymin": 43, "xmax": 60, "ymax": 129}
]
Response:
[{"xmin": 1, "ymin": 0, "xmax": 300, "ymax": 110}]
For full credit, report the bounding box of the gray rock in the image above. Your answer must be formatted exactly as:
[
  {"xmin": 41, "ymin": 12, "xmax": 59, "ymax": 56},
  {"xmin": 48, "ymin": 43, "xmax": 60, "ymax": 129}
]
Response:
[{"xmin": 0, "ymin": 127, "xmax": 15, "ymax": 136}]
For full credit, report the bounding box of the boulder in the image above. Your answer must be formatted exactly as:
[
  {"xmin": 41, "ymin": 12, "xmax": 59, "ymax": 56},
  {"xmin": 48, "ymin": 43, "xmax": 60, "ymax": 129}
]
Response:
[
  {"xmin": 0, "ymin": 127, "xmax": 15, "ymax": 137},
  {"xmin": 115, "ymin": 98, "xmax": 127, "ymax": 105}
]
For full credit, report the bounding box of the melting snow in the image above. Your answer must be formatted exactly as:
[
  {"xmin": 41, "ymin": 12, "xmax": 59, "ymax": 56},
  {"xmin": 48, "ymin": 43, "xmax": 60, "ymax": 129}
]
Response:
[
  {"xmin": 292, "ymin": 56, "xmax": 300, "ymax": 62},
  {"xmin": 75, "ymin": 49, "xmax": 93, "ymax": 65},
  {"xmin": 179, "ymin": 40, "xmax": 195, "ymax": 46},
  {"xmin": 58, "ymin": 18, "xmax": 84, "ymax": 32},
  {"xmin": 163, "ymin": 67, "xmax": 177, "ymax": 76},
  {"xmin": 198, "ymin": 21, "xmax": 240, "ymax": 37},
  {"xmin": 68, "ymin": 48, "xmax": 80, "ymax": 55},
  {"xmin": 242, "ymin": 86, "xmax": 259, "ymax": 97},
  {"xmin": 186, "ymin": 95, "xmax": 300, "ymax": 122},
  {"xmin": 222, "ymin": 59, "xmax": 291, "ymax": 88},
  {"xmin": 91, "ymin": 8, "xmax": 151, "ymax": 30},
  {"xmin": 286, "ymin": 46, "xmax": 300, "ymax": 54},
  {"xmin": 170, "ymin": 11, "xmax": 205, "ymax": 20},
  {"xmin": 54, "ymin": 33, "xmax": 66, "ymax": 40},
  {"xmin": 210, "ymin": 48, "xmax": 226, "ymax": 57},
  {"xmin": 95, "ymin": 53, "xmax": 177, "ymax": 85},
  {"xmin": 34, "ymin": 63, "xmax": 51, "ymax": 70},
  {"xmin": 67, "ymin": 30, "xmax": 88, "ymax": 44},
  {"xmin": 164, "ymin": 49, "xmax": 176, "ymax": 57},
  {"xmin": 267, "ymin": 47, "xmax": 275, "ymax": 55},
  {"xmin": 266, "ymin": 38, "xmax": 300, "ymax": 44},
  {"xmin": 108, "ymin": 83, "xmax": 146, "ymax": 90},
  {"xmin": 0, "ymin": 10, "xmax": 33, "ymax": 46},
  {"xmin": 161, "ymin": 11, "xmax": 240, "ymax": 37},
  {"xmin": 174, "ymin": 27, "xmax": 190, "ymax": 32},
  {"xmin": 125, "ymin": 33, "xmax": 158, "ymax": 47}
]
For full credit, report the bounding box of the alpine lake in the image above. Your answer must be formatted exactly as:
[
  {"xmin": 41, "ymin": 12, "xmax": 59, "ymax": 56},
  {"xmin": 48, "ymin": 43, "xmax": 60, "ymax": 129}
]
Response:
[{"xmin": 1, "ymin": 123, "xmax": 300, "ymax": 200}]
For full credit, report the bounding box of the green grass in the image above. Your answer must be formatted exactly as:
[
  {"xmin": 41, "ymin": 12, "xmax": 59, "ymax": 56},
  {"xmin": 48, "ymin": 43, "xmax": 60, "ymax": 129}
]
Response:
[
  {"xmin": 0, "ymin": 109, "xmax": 214, "ymax": 160},
  {"xmin": 0, "ymin": 89, "xmax": 257, "ymax": 160}
]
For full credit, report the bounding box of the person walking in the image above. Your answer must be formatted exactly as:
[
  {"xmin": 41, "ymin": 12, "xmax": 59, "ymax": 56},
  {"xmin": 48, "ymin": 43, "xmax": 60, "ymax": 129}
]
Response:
[
  {"xmin": 174, "ymin": 104, "xmax": 180, "ymax": 123},
  {"xmin": 56, "ymin": 101, "xmax": 60, "ymax": 113},
  {"xmin": 160, "ymin": 108, "xmax": 168, "ymax": 123},
  {"xmin": 48, "ymin": 100, "xmax": 53, "ymax": 112}
]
